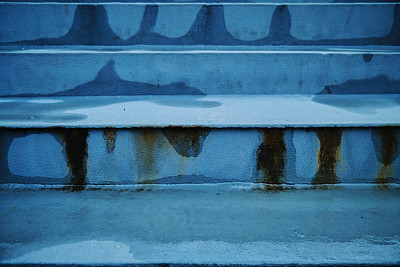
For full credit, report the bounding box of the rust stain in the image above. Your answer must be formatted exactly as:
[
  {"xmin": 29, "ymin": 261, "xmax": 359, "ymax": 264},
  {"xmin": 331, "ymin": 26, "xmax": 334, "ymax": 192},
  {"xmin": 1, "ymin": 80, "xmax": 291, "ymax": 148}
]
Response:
[
  {"xmin": 133, "ymin": 128, "xmax": 161, "ymax": 184},
  {"xmin": 312, "ymin": 128, "xmax": 343, "ymax": 185},
  {"xmin": 256, "ymin": 129, "xmax": 286, "ymax": 184},
  {"xmin": 55, "ymin": 129, "xmax": 89, "ymax": 190},
  {"xmin": 372, "ymin": 128, "xmax": 399, "ymax": 184},
  {"xmin": 162, "ymin": 127, "xmax": 211, "ymax": 158},
  {"xmin": 102, "ymin": 129, "xmax": 117, "ymax": 154}
]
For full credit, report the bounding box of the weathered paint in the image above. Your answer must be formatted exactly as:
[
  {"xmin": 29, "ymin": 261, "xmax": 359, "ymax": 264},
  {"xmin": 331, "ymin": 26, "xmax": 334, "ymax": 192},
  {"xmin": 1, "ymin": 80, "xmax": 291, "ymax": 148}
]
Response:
[
  {"xmin": 161, "ymin": 127, "xmax": 211, "ymax": 157},
  {"xmin": 132, "ymin": 128, "xmax": 161, "ymax": 184},
  {"xmin": 0, "ymin": 4, "xmax": 397, "ymax": 46},
  {"xmin": 1, "ymin": 53, "xmax": 399, "ymax": 96},
  {"xmin": 1, "ymin": 127, "xmax": 398, "ymax": 186},
  {"xmin": 256, "ymin": 129, "xmax": 286, "ymax": 184},
  {"xmin": 312, "ymin": 128, "xmax": 343, "ymax": 184}
]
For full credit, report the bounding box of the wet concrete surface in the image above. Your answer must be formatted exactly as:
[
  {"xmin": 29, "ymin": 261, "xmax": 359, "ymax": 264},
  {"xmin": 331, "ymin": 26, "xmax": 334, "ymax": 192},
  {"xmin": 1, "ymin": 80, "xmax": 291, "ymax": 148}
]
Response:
[{"xmin": 0, "ymin": 185, "xmax": 399, "ymax": 264}]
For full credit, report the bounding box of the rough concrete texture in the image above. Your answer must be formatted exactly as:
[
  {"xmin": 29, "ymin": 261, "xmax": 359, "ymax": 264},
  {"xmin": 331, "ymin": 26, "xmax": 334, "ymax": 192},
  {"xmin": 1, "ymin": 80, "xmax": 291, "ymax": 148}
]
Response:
[
  {"xmin": 1, "ymin": 51, "xmax": 399, "ymax": 95},
  {"xmin": 0, "ymin": 3, "xmax": 398, "ymax": 45},
  {"xmin": 0, "ymin": 186, "xmax": 399, "ymax": 265},
  {"xmin": 0, "ymin": 126, "xmax": 399, "ymax": 185}
]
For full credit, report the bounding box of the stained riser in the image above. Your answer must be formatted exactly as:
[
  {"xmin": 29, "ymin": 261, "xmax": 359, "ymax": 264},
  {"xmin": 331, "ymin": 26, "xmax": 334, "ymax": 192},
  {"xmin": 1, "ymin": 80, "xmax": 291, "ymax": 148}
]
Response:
[
  {"xmin": 1, "ymin": 53, "xmax": 399, "ymax": 96},
  {"xmin": 0, "ymin": 3, "xmax": 398, "ymax": 46},
  {"xmin": 0, "ymin": 127, "xmax": 399, "ymax": 185}
]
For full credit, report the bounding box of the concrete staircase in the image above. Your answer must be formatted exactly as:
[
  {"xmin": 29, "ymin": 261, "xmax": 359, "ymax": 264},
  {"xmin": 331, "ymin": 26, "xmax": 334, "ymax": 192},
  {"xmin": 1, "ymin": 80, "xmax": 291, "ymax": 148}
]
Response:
[{"xmin": 0, "ymin": 0, "xmax": 400, "ymax": 265}]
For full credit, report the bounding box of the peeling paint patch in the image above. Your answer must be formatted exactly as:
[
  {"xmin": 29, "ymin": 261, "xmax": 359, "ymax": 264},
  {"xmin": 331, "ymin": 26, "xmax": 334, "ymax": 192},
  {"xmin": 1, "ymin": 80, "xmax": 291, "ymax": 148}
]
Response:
[
  {"xmin": 56, "ymin": 129, "xmax": 89, "ymax": 190},
  {"xmin": 372, "ymin": 128, "xmax": 399, "ymax": 184},
  {"xmin": 162, "ymin": 127, "xmax": 211, "ymax": 158},
  {"xmin": 312, "ymin": 128, "xmax": 343, "ymax": 185},
  {"xmin": 103, "ymin": 129, "xmax": 117, "ymax": 154},
  {"xmin": 256, "ymin": 129, "xmax": 286, "ymax": 184}
]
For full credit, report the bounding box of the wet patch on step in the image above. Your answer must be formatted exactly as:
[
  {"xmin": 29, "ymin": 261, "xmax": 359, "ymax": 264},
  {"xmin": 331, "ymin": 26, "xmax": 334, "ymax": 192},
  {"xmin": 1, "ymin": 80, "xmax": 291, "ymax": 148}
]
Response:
[
  {"xmin": 316, "ymin": 75, "xmax": 400, "ymax": 95},
  {"xmin": 10, "ymin": 60, "xmax": 204, "ymax": 97},
  {"xmin": 312, "ymin": 128, "xmax": 343, "ymax": 185}
]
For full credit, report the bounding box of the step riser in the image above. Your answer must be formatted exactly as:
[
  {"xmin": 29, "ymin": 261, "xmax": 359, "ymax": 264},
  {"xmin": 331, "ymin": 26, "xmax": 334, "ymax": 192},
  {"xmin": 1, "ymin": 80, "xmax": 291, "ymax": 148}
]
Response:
[
  {"xmin": 0, "ymin": 4, "xmax": 398, "ymax": 46},
  {"xmin": 1, "ymin": 127, "xmax": 399, "ymax": 185},
  {"xmin": 1, "ymin": 53, "xmax": 399, "ymax": 96}
]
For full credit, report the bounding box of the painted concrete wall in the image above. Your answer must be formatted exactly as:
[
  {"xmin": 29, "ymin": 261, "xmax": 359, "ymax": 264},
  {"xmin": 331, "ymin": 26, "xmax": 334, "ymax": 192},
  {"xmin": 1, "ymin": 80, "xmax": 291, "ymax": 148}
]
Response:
[
  {"xmin": 0, "ymin": 127, "xmax": 398, "ymax": 186},
  {"xmin": 0, "ymin": 4, "xmax": 398, "ymax": 46},
  {"xmin": 1, "ymin": 53, "xmax": 399, "ymax": 96}
]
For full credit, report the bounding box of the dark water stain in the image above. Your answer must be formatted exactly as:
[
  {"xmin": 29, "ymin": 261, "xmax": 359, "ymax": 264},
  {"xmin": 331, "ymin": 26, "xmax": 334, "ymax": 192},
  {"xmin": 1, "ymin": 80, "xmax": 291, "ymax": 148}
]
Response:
[
  {"xmin": 4, "ymin": 4, "xmax": 399, "ymax": 46},
  {"xmin": 256, "ymin": 129, "xmax": 286, "ymax": 184},
  {"xmin": 363, "ymin": 54, "xmax": 373, "ymax": 63},
  {"xmin": 133, "ymin": 128, "xmax": 161, "ymax": 184},
  {"xmin": 45, "ymin": 60, "xmax": 204, "ymax": 96},
  {"xmin": 103, "ymin": 128, "xmax": 117, "ymax": 154},
  {"xmin": 55, "ymin": 129, "xmax": 89, "ymax": 190},
  {"xmin": 162, "ymin": 127, "xmax": 210, "ymax": 157},
  {"xmin": 5, "ymin": 59, "xmax": 205, "ymax": 97},
  {"xmin": 312, "ymin": 128, "xmax": 343, "ymax": 185},
  {"xmin": 316, "ymin": 75, "xmax": 400, "ymax": 95},
  {"xmin": 372, "ymin": 127, "xmax": 399, "ymax": 184},
  {"xmin": 7, "ymin": 5, "xmax": 121, "ymax": 45}
]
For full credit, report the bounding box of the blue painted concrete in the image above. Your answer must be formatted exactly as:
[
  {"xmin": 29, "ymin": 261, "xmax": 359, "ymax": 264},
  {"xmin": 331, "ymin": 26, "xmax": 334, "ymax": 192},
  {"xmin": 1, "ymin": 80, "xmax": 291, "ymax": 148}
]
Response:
[
  {"xmin": 0, "ymin": 95, "xmax": 399, "ymax": 128},
  {"xmin": 1, "ymin": 52, "xmax": 399, "ymax": 96},
  {"xmin": 1, "ymin": 187, "xmax": 400, "ymax": 264},
  {"xmin": 0, "ymin": 127, "xmax": 398, "ymax": 185},
  {"xmin": 8, "ymin": 133, "xmax": 67, "ymax": 179},
  {"xmin": 0, "ymin": 3, "xmax": 398, "ymax": 46}
]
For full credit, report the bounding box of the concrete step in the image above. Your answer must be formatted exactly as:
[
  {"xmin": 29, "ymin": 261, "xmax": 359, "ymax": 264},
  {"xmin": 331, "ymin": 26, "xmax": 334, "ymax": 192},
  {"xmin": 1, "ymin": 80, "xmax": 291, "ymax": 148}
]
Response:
[
  {"xmin": 0, "ymin": 95, "xmax": 399, "ymax": 186},
  {"xmin": 1, "ymin": 126, "xmax": 398, "ymax": 186},
  {"xmin": 1, "ymin": 48, "xmax": 400, "ymax": 95},
  {"xmin": 0, "ymin": 2, "xmax": 398, "ymax": 46},
  {"xmin": 0, "ymin": 95, "xmax": 399, "ymax": 128},
  {"xmin": 0, "ymin": 185, "xmax": 399, "ymax": 265}
]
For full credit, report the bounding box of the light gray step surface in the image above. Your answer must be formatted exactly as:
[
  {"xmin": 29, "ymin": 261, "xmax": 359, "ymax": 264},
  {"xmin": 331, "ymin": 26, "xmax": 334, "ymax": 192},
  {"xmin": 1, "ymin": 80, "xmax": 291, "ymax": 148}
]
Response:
[
  {"xmin": 0, "ymin": 95, "xmax": 399, "ymax": 128},
  {"xmin": 0, "ymin": 185, "xmax": 399, "ymax": 265},
  {"xmin": 1, "ymin": 49, "xmax": 400, "ymax": 95},
  {"xmin": 0, "ymin": 2, "xmax": 398, "ymax": 46}
]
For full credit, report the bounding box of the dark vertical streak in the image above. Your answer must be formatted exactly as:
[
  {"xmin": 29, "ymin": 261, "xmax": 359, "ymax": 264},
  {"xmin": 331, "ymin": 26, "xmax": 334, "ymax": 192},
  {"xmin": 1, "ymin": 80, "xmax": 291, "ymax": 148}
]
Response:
[
  {"xmin": 256, "ymin": 129, "xmax": 286, "ymax": 184},
  {"xmin": 56, "ymin": 129, "xmax": 89, "ymax": 190},
  {"xmin": 372, "ymin": 127, "xmax": 399, "ymax": 184},
  {"xmin": 312, "ymin": 128, "xmax": 343, "ymax": 184}
]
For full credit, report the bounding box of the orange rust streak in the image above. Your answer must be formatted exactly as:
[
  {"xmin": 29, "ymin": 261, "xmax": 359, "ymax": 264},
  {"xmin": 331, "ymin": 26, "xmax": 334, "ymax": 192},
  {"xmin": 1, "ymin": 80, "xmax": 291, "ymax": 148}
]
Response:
[{"xmin": 312, "ymin": 128, "xmax": 343, "ymax": 185}]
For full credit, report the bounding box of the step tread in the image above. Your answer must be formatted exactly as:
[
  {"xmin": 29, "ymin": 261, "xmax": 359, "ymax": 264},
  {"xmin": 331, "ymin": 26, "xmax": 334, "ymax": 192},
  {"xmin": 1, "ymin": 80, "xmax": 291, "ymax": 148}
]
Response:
[
  {"xmin": 0, "ymin": 186, "xmax": 399, "ymax": 265},
  {"xmin": 1, "ymin": 94, "xmax": 399, "ymax": 128}
]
